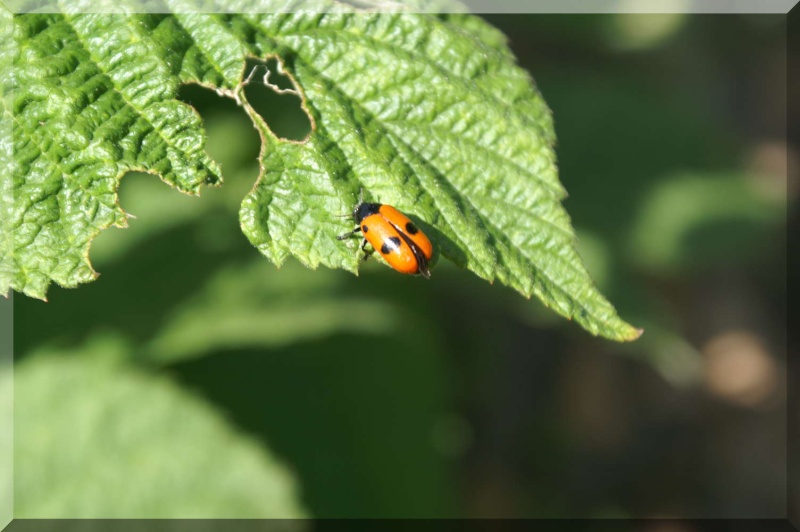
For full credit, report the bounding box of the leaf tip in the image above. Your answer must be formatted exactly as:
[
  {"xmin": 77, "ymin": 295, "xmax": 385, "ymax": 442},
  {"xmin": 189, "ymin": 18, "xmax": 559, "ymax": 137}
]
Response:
[{"xmin": 617, "ymin": 326, "xmax": 644, "ymax": 342}]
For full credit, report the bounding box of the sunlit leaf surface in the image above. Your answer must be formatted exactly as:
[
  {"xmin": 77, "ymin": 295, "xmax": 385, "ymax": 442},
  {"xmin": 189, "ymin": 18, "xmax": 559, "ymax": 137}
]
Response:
[{"xmin": 4, "ymin": 3, "xmax": 639, "ymax": 340}]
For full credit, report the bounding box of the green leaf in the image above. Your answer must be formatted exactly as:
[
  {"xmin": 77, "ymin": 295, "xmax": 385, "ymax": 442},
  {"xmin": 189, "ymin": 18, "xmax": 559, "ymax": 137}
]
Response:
[
  {"xmin": 8, "ymin": 336, "xmax": 306, "ymax": 518},
  {"xmin": 235, "ymin": 10, "xmax": 639, "ymax": 341},
  {"xmin": 7, "ymin": 11, "xmax": 222, "ymax": 299},
  {"xmin": 6, "ymin": 4, "xmax": 640, "ymax": 341},
  {"xmin": 629, "ymin": 173, "xmax": 782, "ymax": 272},
  {"xmin": 1, "ymin": 8, "xmax": 13, "ymax": 294},
  {"xmin": 145, "ymin": 259, "xmax": 407, "ymax": 364}
]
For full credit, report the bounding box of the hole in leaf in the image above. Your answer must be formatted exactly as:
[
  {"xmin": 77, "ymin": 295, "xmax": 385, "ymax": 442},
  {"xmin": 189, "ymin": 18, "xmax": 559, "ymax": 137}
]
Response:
[
  {"xmin": 241, "ymin": 57, "xmax": 313, "ymax": 142},
  {"xmin": 176, "ymin": 83, "xmax": 261, "ymax": 203},
  {"xmin": 178, "ymin": 83, "xmax": 262, "ymax": 165}
]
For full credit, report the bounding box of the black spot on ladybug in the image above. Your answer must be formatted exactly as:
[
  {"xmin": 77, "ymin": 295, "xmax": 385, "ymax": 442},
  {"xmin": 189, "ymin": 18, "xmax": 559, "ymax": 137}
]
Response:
[
  {"xmin": 362, "ymin": 225, "xmax": 369, "ymax": 233},
  {"xmin": 405, "ymin": 222, "xmax": 419, "ymax": 235},
  {"xmin": 380, "ymin": 236, "xmax": 402, "ymax": 255}
]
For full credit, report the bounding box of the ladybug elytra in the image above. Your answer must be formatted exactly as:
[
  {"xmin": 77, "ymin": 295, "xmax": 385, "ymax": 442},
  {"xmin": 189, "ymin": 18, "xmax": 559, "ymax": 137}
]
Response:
[{"xmin": 337, "ymin": 191, "xmax": 433, "ymax": 278}]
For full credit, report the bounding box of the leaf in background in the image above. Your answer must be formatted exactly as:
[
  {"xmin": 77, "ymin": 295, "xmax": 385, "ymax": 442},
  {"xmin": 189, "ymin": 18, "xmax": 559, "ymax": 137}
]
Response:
[
  {"xmin": 0, "ymin": 298, "xmax": 10, "ymax": 532},
  {"xmin": 7, "ymin": 3, "xmax": 639, "ymax": 340},
  {"xmin": 145, "ymin": 260, "xmax": 405, "ymax": 364},
  {"xmin": 629, "ymin": 173, "xmax": 782, "ymax": 272},
  {"xmin": 10, "ymin": 335, "xmax": 306, "ymax": 518}
]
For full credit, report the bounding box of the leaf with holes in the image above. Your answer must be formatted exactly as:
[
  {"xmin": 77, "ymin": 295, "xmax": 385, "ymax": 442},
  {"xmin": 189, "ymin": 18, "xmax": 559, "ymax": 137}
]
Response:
[
  {"xmin": 6, "ymin": 10, "xmax": 224, "ymax": 299},
  {"xmin": 235, "ymin": 9, "xmax": 640, "ymax": 341},
  {"xmin": 5, "ymin": 3, "xmax": 640, "ymax": 341}
]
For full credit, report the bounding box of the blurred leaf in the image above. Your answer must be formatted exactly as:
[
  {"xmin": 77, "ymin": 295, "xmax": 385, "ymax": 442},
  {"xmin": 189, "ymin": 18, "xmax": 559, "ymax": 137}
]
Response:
[
  {"xmin": 10, "ymin": 336, "xmax": 306, "ymax": 518},
  {"xmin": 8, "ymin": 4, "xmax": 638, "ymax": 341},
  {"xmin": 540, "ymin": 70, "xmax": 737, "ymax": 239},
  {"xmin": 629, "ymin": 173, "xmax": 782, "ymax": 272},
  {"xmin": 174, "ymin": 331, "xmax": 456, "ymax": 517},
  {"xmin": 607, "ymin": 13, "xmax": 687, "ymax": 51},
  {"xmin": 145, "ymin": 260, "xmax": 406, "ymax": 364},
  {"xmin": 0, "ymin": 298, "xmax": 11, "ymax": 531}
]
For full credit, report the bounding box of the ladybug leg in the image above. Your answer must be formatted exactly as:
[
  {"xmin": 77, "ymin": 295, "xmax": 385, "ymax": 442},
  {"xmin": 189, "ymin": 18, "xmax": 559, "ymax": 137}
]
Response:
[
  {"xmin": 360, "ymin": 238, "xmax": 373, "ymax": 261},
  {"xmin": 337, "ymin": 226, "xmax": 362, "ymax": 240}
]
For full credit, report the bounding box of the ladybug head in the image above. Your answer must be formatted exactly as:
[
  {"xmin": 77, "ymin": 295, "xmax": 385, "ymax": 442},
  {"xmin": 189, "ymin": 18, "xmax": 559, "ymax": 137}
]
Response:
[
  {"xmin": 354, "ymin": 201, "xmax": 380, "ymax": 223},
  {"xmin": 350, "ymin": 188, "xmax": 378, "ymax": 223}
]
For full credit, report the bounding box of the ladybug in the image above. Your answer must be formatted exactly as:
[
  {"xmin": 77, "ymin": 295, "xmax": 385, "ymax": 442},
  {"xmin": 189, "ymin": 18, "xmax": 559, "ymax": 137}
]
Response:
[{"xmin": 337, "ymin": 191, "xmax": 433, "ymax": 278}]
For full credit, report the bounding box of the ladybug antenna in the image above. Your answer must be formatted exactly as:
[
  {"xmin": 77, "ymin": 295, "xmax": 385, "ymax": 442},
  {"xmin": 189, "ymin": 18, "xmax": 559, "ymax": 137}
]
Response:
[{"xmin": 358, "ymin": 187, "xmax": 364, "ymax": 205}]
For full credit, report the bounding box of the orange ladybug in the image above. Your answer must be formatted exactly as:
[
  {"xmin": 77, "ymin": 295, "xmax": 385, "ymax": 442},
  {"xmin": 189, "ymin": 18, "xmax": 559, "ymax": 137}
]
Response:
[{"xmin": 337, "ymin": 191, "xmax": 433, "ymax": 278}]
